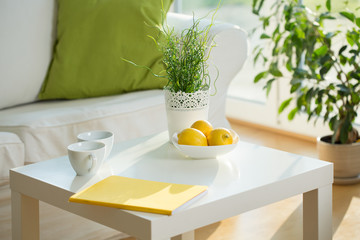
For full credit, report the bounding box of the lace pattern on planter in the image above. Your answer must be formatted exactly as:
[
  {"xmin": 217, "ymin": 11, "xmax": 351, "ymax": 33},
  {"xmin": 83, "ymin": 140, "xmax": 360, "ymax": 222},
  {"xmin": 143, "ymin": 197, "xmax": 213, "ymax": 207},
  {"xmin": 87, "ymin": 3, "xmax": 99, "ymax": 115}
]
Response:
[{"xmin": 165, "ymin": 89, "xmax": 209, "ymax": 110}]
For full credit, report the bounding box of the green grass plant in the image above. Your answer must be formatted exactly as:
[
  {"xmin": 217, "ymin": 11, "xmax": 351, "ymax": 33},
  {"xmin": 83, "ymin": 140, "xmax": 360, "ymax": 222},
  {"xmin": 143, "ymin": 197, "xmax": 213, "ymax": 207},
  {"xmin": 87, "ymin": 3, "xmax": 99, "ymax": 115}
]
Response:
[
  {"xmin": 159, "ymin": 13, "xmax": 217, "ymax": 93},
  {"xmin": 123, "ymin": 1, "xmax": 221, "ymax": 94}
]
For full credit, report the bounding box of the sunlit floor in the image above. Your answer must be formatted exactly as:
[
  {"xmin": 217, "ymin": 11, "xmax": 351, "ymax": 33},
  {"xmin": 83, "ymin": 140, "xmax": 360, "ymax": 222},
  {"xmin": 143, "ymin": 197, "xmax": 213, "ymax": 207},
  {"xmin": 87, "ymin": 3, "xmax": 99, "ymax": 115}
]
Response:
[{"xmin": 1, "ymin": 119, "xmax": 359, "ymax": 239}]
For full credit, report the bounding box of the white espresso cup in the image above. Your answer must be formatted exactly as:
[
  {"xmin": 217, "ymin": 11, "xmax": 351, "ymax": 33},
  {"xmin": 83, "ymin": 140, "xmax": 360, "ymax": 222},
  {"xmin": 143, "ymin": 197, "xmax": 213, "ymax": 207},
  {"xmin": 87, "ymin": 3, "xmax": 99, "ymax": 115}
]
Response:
[
  {"xmin": 77, "ymin": 130, "xmax": 114, "ymax": 159},
  {"xmin": 68, "ymin": 141, "xmax": 106, "ymax": 176}
]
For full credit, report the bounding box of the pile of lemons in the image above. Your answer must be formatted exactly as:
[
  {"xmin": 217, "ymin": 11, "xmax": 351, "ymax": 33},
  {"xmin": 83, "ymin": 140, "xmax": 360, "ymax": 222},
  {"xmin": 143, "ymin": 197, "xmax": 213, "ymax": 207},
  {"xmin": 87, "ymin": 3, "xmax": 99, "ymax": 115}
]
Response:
[{"xmin": 177, "ymin": 120, "xmax": 238, "ymax": 146}]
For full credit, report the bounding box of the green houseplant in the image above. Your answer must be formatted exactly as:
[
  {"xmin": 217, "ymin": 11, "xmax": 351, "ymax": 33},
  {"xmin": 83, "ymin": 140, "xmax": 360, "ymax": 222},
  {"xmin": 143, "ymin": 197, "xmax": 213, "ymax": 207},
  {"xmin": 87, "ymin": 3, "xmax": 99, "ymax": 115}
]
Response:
[
  {"xmin": 124, "ymin": 1, "xmax": 220, "ymax": 93},
  {"xmin": 159, "ymin": 14, "xmax": 216, "ymax": 94},
  {"xmin": 252, "ymin": 0, "xmax": 360, "ymax": 183},
  {"xmin": 125, "ymin": 4, "xmax": 220, "ymax": 139},
  {"xmin": 161, "ymin": 12, "xmax": 219, "ymax": 139}
]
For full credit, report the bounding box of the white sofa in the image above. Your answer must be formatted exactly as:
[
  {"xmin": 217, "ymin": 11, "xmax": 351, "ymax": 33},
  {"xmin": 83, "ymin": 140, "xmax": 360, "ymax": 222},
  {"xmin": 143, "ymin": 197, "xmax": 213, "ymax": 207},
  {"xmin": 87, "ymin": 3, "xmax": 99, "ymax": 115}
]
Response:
[{"xmin": 0, "ymin": 1, "xmax": 248, "ymax": 180}]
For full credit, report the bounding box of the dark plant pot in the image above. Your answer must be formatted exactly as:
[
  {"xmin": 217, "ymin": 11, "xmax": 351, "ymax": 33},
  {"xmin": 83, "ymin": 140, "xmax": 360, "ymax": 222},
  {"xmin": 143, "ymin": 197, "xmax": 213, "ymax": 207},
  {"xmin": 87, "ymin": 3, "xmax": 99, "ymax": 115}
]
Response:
[{"xmin": 317, "ymin": 135, "xmax": 360, "ymax": 185}]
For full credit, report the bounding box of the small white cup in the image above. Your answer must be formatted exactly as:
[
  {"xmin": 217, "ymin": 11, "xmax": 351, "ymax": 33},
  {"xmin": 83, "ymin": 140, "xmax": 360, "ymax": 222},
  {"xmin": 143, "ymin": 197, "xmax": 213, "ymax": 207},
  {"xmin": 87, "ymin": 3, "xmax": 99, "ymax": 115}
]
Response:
[
  {"xmin": 77, "ymin": 130, "xmax": 114, "ymax": 159},
  {"xmin": 68, "ymin": 141, "xmax": 106, "ymax": 176}
]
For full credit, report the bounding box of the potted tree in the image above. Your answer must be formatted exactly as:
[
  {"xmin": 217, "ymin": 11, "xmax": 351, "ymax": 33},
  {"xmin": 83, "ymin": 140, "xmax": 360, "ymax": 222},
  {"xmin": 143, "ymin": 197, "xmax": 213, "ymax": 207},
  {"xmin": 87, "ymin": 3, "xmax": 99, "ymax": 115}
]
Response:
[{"xmin": 252, "ymin": 0, "xmax": 360, "ymax": 184}]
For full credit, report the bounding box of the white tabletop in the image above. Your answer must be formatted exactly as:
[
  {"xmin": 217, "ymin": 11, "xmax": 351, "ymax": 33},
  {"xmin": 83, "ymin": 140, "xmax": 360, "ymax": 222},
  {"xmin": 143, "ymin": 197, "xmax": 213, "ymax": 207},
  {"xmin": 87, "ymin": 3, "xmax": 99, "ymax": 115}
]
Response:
[{"xmin": 11, "ymin": 131, "xmax": 333, "ymax": 239}]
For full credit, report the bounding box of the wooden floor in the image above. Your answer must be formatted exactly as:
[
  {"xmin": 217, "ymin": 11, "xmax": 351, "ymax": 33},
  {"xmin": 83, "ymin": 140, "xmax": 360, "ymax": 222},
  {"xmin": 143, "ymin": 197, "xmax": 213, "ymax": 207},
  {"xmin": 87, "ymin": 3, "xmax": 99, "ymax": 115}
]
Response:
[{"xmin": 1, "ymin": 119, "xmax": 360, "ymax": 239}]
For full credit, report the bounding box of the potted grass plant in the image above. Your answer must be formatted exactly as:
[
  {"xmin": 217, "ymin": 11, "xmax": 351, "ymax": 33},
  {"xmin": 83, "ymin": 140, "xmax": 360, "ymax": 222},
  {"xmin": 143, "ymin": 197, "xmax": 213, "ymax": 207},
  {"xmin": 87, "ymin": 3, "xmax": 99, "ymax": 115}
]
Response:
[
  {"xmin": 161, "ymin": 13, "xmax": 218, "ymax": 139},
  {"xmin": 124, "ymin": 5, "xmax": 220, "ymax": 139},
  {"xmin": 252, "ymin": 0, "xmax": 360, "ymax": 184}
]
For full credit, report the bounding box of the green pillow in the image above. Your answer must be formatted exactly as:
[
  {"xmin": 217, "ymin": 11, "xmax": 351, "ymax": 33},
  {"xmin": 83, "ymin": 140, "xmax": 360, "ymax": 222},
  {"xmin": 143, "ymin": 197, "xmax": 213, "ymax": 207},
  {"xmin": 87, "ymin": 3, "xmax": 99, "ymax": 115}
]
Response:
[{"xmin": 38, "ymin": 0, "xmax": 173, "ymax": 100}]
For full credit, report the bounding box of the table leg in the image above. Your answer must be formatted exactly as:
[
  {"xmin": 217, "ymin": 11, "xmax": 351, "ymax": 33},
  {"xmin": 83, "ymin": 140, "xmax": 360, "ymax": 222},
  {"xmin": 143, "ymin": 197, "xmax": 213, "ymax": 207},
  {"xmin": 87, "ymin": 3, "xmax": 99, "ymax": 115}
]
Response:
[
  {"xmin": 170, "ymin": 230, "xmax": 195, "ymax": 240},
  {"xmin": 11, "ymin": 191, "xmax": 40, "ymax": 240},
  {"xmin": 303, "ymin": 184, "xmax": 332, "ymax": 240}
]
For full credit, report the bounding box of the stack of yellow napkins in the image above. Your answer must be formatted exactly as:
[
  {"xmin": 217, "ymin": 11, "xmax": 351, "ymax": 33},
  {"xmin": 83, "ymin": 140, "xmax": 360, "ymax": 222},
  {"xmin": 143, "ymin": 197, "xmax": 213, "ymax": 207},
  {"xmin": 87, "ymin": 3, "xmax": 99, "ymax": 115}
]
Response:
[{"xmin": 69, "ymin": 176, "xmax": 208, "ymax": 215}]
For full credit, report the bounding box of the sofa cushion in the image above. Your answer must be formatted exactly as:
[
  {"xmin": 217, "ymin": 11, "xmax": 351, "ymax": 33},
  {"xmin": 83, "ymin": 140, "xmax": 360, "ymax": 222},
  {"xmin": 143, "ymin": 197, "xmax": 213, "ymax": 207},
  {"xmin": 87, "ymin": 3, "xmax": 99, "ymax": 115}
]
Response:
[
  {"xmin": 0, "ymin": 0, "xmax": 56, "ymax": 109},
  {"xmin": 0, "ymin": 90, "xmax": 167, "ymax": 164},
  {"xmin": 38, "ymin": 0, "xmax": 173, "ymax": 100}
]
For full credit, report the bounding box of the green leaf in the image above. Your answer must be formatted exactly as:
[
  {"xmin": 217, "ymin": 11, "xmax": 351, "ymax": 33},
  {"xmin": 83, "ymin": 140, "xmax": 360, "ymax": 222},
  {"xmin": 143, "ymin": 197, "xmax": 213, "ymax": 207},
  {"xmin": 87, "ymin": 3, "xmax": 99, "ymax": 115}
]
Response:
[
  {"xmin": 340, "ymin": 55, "xmax": 347, "ymax": 65},
  {"xmin": 273, "ymin": 25, "xmax": 280, "ymax": 36},
  {"xmin": 351, "ymin": 92, "xmax": 360, "ymax": 104},
  {"xmin": 260, "ymin": 33, "xmax": 271, "ymax": 39},
  {"xmin": 288, "ymin": 107, "xmax": 298, "ymax": 120},
  {"xmin": 356, "ymin": 18, "xmax": 360, "ymax": 28},
  {"xmin": 296, "ymin": 93, "xmax": 306, "ymax": 109},
  {"xmin": 252, "ymin": 0, "xmax": 258, "ymax": 13},
  {"xmin": 320, "ymin": 64, "xmax": 331, "ymax": 77},
  {"xmin": 264, "ymin": 78, "xmax": 275, "ymax": 96},
  {"xmin": 319, "ymin": 54, "xmax": 332, "ymax": 65},
  {"xmin": 350, "ymin": 71, "xmax": 360, "ymax": 80},
  {"xmin": 271, "ymin": 69, "xmax": 283, "ymax": 77},
  {"xmin": 346, "ymin": 33, "xmax": 355, "ymax": 46},
  {"xmin": 269, "ymin": 64, "xmax": 283, "ymax": 77},
  {"xmin": 350, "ymin": 49, "xmax": 358, "ymax": 55},
  {"xmin": 305, "ymin": 88, "xmax": 314, "ymax": 105},
  {"xmin": 254, "ymin": 71, "xmax": 267, "ymax": 83},
  {"xmin": 338, "ymin": 45, "xmax": 347, "ymax": 55},
  {"xmin": 307, "ymin": 111, "xmax": 314, "ymax": 121},
  {"xmin": 252, "ymin": 0, "xmax": 265, "ymax": 15},
  {"xmin": 285, "ymin": 22, "xmax": 295, "ymax": 31},
  {"xmin": 260, "ymin": 16, "xmax": 270, "ymax": 29},
  {"xmin": 295, "ymin": 27, "xmax": 305, "ymax": 39},
  {"xmin": 278, "ymin": 98, "xmax": 293, "ymax": 114},
  {"xmin": 320, "ymin": 13, "xmax": 336, "ymax": 20},
  {"xmin": 314, "ymin": 45, "xmax": 329, "ymax": 57},
  {"xmin": 253, "ymin": 47, "xmax": 263, "ymax": 64},
  {"xmin": 286, "ymin": 61, "xmax": 292, "ymax": 71},
  {"xmin": 340, "ymin": 11, "xmax": 355, "ymax": 22},
  {"xmin": 316, "ymin": 104, "xmax": 323, "ymax": 115},
  {"xmin": 326, "ymin": 0, "xmax": 331, "ymax": 11},
  {"xmin": 327, "ymin": 94, "xmax": 336, "ymax": 103},
  {"xmin": 290, "ymin": 83, "xmax": 301, "ymax": 93}
]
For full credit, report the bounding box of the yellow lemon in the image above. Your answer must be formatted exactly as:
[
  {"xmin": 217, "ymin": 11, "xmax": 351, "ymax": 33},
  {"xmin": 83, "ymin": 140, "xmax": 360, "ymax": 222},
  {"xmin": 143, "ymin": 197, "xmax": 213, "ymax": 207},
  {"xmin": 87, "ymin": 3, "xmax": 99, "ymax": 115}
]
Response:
[
  {"xmin": 191, "ymin": 120, "xmax": 213, "ymax": 137},
  {"xmin": 207, "ymin": 128, "xmax": 233, "ymax": 146},
  {"xmin": 178, "ymin": 128, "xmax": 208, "ymax": 146}
]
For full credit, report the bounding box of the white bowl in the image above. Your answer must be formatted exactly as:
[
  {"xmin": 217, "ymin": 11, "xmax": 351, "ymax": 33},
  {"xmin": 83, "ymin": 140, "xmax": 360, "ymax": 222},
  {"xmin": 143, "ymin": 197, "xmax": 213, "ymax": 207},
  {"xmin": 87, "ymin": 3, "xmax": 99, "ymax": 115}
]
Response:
[
  {"xmin": 77, "ymin": 130, "xmax": 114, "ymax": 159},
  {"xmin": 172, "ymin": 132, "xmax": 239, "ymax": 159}
]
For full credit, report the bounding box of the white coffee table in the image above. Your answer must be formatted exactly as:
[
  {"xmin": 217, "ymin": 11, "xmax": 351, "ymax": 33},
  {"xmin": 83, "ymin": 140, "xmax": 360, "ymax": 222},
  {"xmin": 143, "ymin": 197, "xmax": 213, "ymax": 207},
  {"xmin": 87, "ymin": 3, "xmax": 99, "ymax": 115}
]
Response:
[{"xmin": 10, "ymin": 132, "xmax": 333, "ymax": 240}]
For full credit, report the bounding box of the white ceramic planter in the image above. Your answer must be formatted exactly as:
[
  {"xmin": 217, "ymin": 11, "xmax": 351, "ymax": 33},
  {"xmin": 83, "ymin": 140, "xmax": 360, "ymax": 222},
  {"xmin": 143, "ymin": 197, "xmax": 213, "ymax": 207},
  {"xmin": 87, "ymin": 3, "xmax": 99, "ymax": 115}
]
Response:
[
  {"xmin": 317, "ymin": 135, "xmax": 360, "ymax": 184},
  {"xmin": 164, "ymin": 89, "xmax": 209, "ymax": 140}
]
